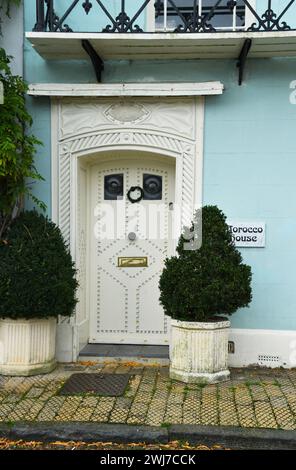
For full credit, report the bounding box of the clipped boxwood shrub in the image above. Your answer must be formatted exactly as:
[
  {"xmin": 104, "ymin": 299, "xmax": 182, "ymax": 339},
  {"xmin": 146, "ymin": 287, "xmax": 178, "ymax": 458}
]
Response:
[
  {"xmin": 0, "ymin": 211, "xmax": 78, "ymax": 319},
  {"xmin": 159, "ymin": 205, "xmax": 252, "ymax": 322}
]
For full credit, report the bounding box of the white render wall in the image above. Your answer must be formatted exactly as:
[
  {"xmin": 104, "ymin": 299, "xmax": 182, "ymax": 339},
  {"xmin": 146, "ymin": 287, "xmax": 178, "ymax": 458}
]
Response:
[
  {"xmin": 228, "ymin": 328, "xmax": 296, "ymax": 369},
  {"xmin": 0, "ymin": 2, "xmax": 24, "ymax": 76}
]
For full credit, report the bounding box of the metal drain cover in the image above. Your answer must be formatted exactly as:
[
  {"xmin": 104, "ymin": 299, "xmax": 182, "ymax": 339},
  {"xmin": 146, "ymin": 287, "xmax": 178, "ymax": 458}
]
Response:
[{"xmin": 58, "ymin": 374, "xmax": 130, "ymax": 396}]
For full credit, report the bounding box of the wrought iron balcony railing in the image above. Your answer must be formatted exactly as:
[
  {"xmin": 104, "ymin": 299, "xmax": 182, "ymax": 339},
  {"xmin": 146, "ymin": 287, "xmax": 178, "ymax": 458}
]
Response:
[{"xmin": 33, "ymin": 0, "xmax": 296, "ymax": 34}]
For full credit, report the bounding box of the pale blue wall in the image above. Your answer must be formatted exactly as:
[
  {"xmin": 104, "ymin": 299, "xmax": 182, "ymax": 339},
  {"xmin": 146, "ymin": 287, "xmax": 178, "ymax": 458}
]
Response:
[
  {"xmin": 0, "ymin": 2, "xmax": 24, "ymax": 75},
  {"xmin": 23, "ymin": 1, "xmax": 296, "ymax": 331}
]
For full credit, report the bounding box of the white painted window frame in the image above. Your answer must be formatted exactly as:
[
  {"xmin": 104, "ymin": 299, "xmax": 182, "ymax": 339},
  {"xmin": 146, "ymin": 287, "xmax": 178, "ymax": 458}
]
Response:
[{"xmin": 146, "ymin": 0, "xmax": 257, "ymax": 32}]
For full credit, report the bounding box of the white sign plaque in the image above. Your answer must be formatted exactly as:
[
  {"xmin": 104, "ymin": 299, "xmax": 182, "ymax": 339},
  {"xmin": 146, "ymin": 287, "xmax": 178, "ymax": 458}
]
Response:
[{"xmin": 227, "ymin": 221, "xmax": 265, "ymax": 248}]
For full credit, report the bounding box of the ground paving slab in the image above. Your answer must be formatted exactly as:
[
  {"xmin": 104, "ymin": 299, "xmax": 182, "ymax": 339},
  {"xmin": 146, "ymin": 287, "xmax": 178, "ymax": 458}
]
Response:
[{"xmin": 0, "ymin": 362, "xmax": 295, "ymax": 448}]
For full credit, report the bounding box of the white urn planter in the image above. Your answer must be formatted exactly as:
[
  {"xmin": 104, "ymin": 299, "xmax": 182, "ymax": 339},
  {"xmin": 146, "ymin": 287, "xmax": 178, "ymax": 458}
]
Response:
[
  {"xmin": 170, "ymin": 319, "xmax": 230, "ymax": 384},
  {"xmin": 0, "ymin": 318, "xmax": 57, "ymax": 376}
]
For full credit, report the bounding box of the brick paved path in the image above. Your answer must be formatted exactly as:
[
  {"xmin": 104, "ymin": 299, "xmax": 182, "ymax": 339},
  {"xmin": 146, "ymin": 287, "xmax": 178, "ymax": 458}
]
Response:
[{"xmin": 0, "ymin": 363, "xmax": 295, "ymax": 430}]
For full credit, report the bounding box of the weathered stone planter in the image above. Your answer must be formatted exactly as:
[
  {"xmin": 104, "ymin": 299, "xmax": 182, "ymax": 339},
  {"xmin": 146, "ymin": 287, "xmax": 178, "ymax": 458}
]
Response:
[
  {"xmin": 170, "ymin": 319, "xmax": 230, "ymax": 384},
  {"xmin": 0, "ymin": 318, "xmax": 57, "ymax": 376}
]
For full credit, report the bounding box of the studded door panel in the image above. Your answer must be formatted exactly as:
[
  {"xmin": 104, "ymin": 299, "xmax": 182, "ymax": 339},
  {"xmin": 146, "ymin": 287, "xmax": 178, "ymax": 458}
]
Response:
[{"xmin": 89, "ymin": 159, "xmax": 174, "ymax": 344}]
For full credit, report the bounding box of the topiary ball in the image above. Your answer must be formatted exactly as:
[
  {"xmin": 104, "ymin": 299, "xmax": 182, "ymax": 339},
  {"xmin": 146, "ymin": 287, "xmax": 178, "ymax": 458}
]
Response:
[
  {"xmin": 159, "ymin": 205, "xmax": 252, "ymax": 322},
  {"xmin": 0, "ymin": 211, "xmax": 78, "ymax": 319}
]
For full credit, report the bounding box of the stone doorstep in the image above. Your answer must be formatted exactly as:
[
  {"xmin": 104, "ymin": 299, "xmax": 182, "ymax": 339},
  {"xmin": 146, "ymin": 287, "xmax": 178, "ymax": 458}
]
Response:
[
  {"xmin": 78, "ymin": 343, "xmax": 170, "ymax": 366},
  {"xmin": 78, "ymin": 356, "xmax": 170, "ymax": 366},
  {"xmin": 0, "ymin": 423, "xmax": 296, "ymax": 450}
]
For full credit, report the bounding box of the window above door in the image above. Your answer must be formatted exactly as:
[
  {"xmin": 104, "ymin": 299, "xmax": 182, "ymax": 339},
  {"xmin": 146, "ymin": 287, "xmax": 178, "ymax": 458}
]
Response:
[{"xmin": 152, "ymin": 0, "xmax": 253, "ymax": 32}]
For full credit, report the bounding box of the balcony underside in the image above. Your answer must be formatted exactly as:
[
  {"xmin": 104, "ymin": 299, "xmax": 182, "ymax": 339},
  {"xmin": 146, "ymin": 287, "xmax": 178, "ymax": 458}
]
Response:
[{"xmin": 26, "ymin": 31, "xmax": 296, "ymax": 61}]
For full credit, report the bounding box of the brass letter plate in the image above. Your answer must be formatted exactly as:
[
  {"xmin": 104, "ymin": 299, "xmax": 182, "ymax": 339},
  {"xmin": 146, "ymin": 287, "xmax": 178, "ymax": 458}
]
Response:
[{"xmin": 118, "ymin": 257, "xmax": 148, "ymax": 268}]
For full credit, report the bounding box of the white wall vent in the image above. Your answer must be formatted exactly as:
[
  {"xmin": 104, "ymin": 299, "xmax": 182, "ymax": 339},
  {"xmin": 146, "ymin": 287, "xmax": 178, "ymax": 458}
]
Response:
[{"xmin": 258, "ymin": 354, "xmax": 282, "ymax": 366}]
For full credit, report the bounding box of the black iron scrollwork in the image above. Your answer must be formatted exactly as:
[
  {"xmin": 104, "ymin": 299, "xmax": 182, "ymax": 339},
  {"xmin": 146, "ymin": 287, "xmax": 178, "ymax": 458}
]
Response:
[
  {"xmin": 227, "ymin": 0, "xmax": 237, "ymax": 11},
  {"xmin": 172, "ymin": 0, "xmax": 216, "ymax": 33},
  {"xmin": 241, "ymin": 0, "xmax": 293, "ymax": 31},
  {"xmin": 155, "ymin": 0, "xmax": 163, "ymax": 17},
  {"xmin": 47, "ymin": 0, "xmax": 73, "ymax": 32},
  {"xmin": 102, "ymin": 11, "xmax": 143, "ymax": 33},
  {"xmin": 82, "ymin": 1, "xmax": 93, "ymax": 15},
  {"xmin": 98, "ymin": 0, "xmax": 151, "ymax": 33},
  {"xmin": 33, "ymin": 0, "xmax": 296, "ymax": 34}
]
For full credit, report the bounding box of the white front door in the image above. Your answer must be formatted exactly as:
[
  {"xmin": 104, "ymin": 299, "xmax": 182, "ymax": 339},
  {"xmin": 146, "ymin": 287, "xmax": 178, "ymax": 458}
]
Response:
[{"xmin": 89, "ymin": 155, "xmax": 175, "ymax": 344}]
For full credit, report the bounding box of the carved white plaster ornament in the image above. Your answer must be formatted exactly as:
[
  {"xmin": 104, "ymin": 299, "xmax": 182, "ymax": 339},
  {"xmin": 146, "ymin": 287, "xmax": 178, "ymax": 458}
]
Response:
[
  {"xmin": 104, "ymin": 102, "xmax": 150, "ymax": 125},
  {"xmin": 57, "ymin": 98, "xmax": 199, "ymax": 331}
]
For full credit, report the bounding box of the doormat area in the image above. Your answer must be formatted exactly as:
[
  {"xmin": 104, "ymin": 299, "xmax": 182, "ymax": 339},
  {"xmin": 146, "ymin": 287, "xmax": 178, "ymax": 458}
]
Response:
[{"xmin": 58, "ymin": 373, "xmax": 130, "ymax": 397}]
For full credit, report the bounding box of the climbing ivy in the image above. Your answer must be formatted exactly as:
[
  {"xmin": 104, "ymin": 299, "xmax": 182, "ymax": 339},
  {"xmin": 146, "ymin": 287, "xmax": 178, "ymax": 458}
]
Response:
[
  {"xmin": 0, "ymin": 1, "xmax": 45, "ymax": 238},
  {"xmin": 0, "ymin": 45, "xmax": 44, "ymax": 238}
]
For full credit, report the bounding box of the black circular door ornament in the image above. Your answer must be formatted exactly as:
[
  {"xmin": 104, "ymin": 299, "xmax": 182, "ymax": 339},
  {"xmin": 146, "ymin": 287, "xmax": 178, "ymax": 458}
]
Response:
[
  {"xmin": 143, "ymin": 174, "xmax": 162, "ymax": 200},
  {"xmin": 127, "ymin": 186, "xmax": 144, "ymax": 204}
]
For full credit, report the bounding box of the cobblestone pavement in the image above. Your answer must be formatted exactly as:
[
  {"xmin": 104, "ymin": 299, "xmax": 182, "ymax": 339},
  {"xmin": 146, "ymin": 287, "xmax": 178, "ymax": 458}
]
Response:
[{"xmin": 0, "ymin": 363, "xmax": 296, "ymax": 430}]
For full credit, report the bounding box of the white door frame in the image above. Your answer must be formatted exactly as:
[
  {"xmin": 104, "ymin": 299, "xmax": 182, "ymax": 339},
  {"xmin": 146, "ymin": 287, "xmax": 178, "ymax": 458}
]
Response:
[{"xmin": 50, "ymin": 92, "xmax": 211, "ymax": 361}]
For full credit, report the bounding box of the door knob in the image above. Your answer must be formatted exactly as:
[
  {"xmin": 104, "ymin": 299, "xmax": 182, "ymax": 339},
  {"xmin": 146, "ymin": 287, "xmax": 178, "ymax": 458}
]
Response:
[{"xmin": 128, "ymin": 232, "xmax": 137, "ymax": 241}]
